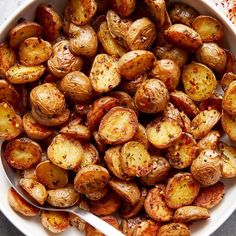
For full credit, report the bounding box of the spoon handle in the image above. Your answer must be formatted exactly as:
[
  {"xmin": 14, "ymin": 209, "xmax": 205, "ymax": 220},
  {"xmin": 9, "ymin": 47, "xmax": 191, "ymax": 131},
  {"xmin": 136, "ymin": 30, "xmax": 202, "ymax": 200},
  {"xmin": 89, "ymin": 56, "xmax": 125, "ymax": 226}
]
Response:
[{"xmin": 71, "ymin": 207, "xmax": 125, "ymax": 236}]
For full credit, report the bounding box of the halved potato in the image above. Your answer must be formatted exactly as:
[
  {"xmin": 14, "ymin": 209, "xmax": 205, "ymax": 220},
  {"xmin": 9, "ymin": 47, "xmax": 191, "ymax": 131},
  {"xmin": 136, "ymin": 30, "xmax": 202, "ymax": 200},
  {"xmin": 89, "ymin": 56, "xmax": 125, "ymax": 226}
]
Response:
[
  {"xmin": 144, "ymin": 185, "xmax": 174, "ymax": 222},
  {"xmin": 158, "ymin": 223, "xmax": 190, "ymax": 236},
  {"xmin": 165, "ymin": 172, "xmax": 200, "ymax": 209},
  {"xmin": 47, "ymin": 134, "xmax": 84, "ymax": 170},
  {"xmin": 221, "ymin": 72, "xmax": 236, "ymax": 91},
  {"xmin": 0, "ymin": 102, "xmax": 23, "ymax": 140},
  {"xmin": 5, "ymin": 138, "xmax": 42, "ymax": 170},
  {"xmin": 6, "ymin": 64, "xmax": 46, "ymax": 84},
  {"xmin": 36, "ymin": 160, "xmax": 68, "ymax": 189},
  {"xmin": 221, "ymin": 110, "xmax": 236, "ymax": 141},
  {"xmin": 98, "ymin": 106, "xmax": 138, "ymax": 145},
  {"xmin": 109, "ymin": 179, "xmax": 140, "ymax": 205},
  {"xmin": 41, "ymin": 211, "xmax": 69, "ymax": 233},
  {"xmin": 180, "ymin": 111, "xmax": 191, "ymax": 133},
  {"xmin": 90, "ymin": 54, "xmax": 121, "ymax": 93},
  {"xmin": 93, "ymin": 131, "xmax": 106, "ymax": 153},
  {"xmin": 224, "ymin": 49, "xmax": 236, "ymax": 74},
  {"xmin": 85, "ymin": 187, "xmax": 108, "ymax": 201},
  {"xmin": 121, "ymin": 141, "xmax": 153, "ymax": 177},
  {"xmin": 111, "ymin": 0, "xmax": 136, "ymax": 17},
  {"xmin": 132, "ymin": 220, "xmax": 161, "ymax": 236},
  {"xmin": 9, "ymin": 21, "xmax": 43, "ymax": 48},
  {"xmin": 163, "ymin": 103, "xmax": 183, "ymax": 128},
  {"xmin": 146, "ymin": 117, "xmax": 182, "ymax": 149},
  {"xmin": 197, "ymin": 130, "xmax": 220, "ymax": 152},
  {"xmin": 182, "ymin": 62, "xmax": 217, "ymax": 101},
  {"xmin": 199, "ymin": 94, "xmax": 223, "ymax": 112},
  {"xmin": 19, "ymin": 178, "xmax": 48, "ymax": 205},
  {"xmin": 191, "ymin": 109, "xmax": 221, "ymax": 139},
  {"xmin": 69, "ymin": 213, "xmax": 86, "ymax": 232},
  {"xmin": 8, "ymin": 187, "xmax": 39, "ymax": 216},
  {"xmin": 223, "ymin": 81, "xmax": 236, "ymax": 115},
  {"xmin": 131, "ymin": 124, "xmax": 149, "ymax": 149},
  {"xmin": 121, "ymin": 217, "xmax": 143, "ymax": 236},
  {"xmin": 167, "ymin": 133, "xmax": 198, "ymax": 169},
  {"xmin": 194, "ymin": 182, "xmax": 225, "ymax": 209},
  {"xmin": 192, "ymin": 16, "xmax": 224, "ymax": 42}
]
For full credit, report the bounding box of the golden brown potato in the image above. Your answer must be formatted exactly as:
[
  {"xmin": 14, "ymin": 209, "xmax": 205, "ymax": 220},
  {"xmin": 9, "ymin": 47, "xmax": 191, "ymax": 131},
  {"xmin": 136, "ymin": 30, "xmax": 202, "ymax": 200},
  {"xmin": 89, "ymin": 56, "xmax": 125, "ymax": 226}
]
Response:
[
  {"xmin": 135, "ymin": 79, "xmax": 169, "ymax": 113},
  {"xmin": 47, "ymin": 40, "xmax": 83, "ymax": 78},
  {"xmin": 0, "ymin": 102, "xmax": 23, "ymax": 140},
  {"xmin": 90, "ymin": 54, "xmax": 121, "ymax": 93},
  {"xmin": 191, "ymin": 109, "xmax": 221, "ymax": 139},
  {"xmin": 47, "ymin": 134, "xmax": 83, "ymax": 170},
  {"xmin": 41, "ymin": 211, "xmax": 69, "ymax": 233},
  {"xmin": 5, "ymin": 138, "xmax": 42, "ymax": 170},
  {"xmin": 36, "ymin": 160, "xmax": 68, "ymax": 189},
  {"xmin": 191, "ymin": 149, "xmax": 221, "ymax": 186},
  {"xmin": 121, "ymin": 217, "xmax": 143, "ymax": 236},
  {"xmin": 69, "ymin": 213, "xmax": 86, "ymax": 232},
  {"xmin": 158, "ymin": 223, "xmax": 190, "ymax": 236},
  {"xmin": 93, "ymin": 131, "xmax": 107, "ymax": 153},
  {"xmin": 194, "ymin": 182, "xmax": 225, "ymax": 209},
  {"xmin": 6, "ymin": 64, "xmax": 46, "ymax": 84},
  {"xmin": 69, "ymin": 24, "xmax": 98, "ymax": 57},
  {"xmin": 23, "ymin": 167, "xmax": 37, "ymax": 181},
  {"xmin": 167, "ymin": 133, "xmax": 198, "ymax": 169},
  {"xmin": 224, "ymin": 49, "xmax": 236, "ymax": 74},
  {"xmin": 199, "ymin": 94, "xmax": 223, "ymax": 112},
  {"xmin": 165, "ymin": 172, "xmax": 200, "ymax": 209},
  {"xmin": 197, "ymin": 130, "xmax": 220, "ymax": 152},
  {"xmin": 126, "ymin": 18, "xmax": 156, "ymax": 50},
  {"xmin": 221, "ymin": 110, "xmax": 236, "ymax": 141},
  {"xmin": 223, "ymin": 81, "xmax": 236, "ymax": 115},
  {"xmin": 146, "ymin": 117, "xmax": 182, "ymax": 149},
  {"xmin": 131, "ymin": 124, "xmax": 149, "ymax": 149},
  {"xmin": 19, "ymin": 37, "xmax": 52, "ymax": 66},
  {"xmin": 221, "ymin": 72, "xmax": 236, "ymax": 91},
  {"xmin": 192, "ymin": 15, "xmax": 224, "ymax": 42},
  {"xmin": 85, "ymin": 187, "xmax": 108, "ymax": 201},
  {"xmin": 8, "ymin": 21, "xmax": 43, "ymax": 48},
  {"xmin": 74, "ymin": 164, "xmax": 109, "ymax": 194},
  {"xmin": 98, "ymin": 106, "xmax": 138, "ymax": 145},
  {"xmin": 111, "ymin": 0, "xmax": 136, "ymax": 17},
  {"xmin": 165, "ymin": 24, "xmax": 203, "ymax": 51},
  {"xmin": 218, "ymin": 142, "xmax": 236, "ymax": 178},
  {"xmin": 182, "ymin": 62, "xmax": 217, "ymax": 101},
  {"xmin": 19, "ymin": 178, "xmax": 48, "ymax": 205},
  {"xmin": 144, "ymin": 185, "xmax": 174, "ymax": 222},
  {"xmin": 132, "ymin": 220, "xmax": 161, "ymax": 236},
  {"xmin": 180, "ymin": 111, "xmax": 191, "ymax": 133},
  {"xmin": 8, "ymin": 187, "xmax": 39, "ymax": 216},
  {"xmin": 119, "ymin": 50, "xmax": 156, "ymax": 80},
  {"xmin": 121, "ymin": 141, "xmax": 153, "ymax": 177},
  {"xmin": 163, "ymin": 103, "xmax": 183, "ymax": 127}
]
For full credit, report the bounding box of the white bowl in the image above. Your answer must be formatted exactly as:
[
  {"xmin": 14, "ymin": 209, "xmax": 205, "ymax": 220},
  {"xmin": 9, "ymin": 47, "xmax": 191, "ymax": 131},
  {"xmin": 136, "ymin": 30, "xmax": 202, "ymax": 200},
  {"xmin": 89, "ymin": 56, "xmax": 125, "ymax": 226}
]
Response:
[{"xmin": 1, "ymin": 0, "xmax": 236, "ymax": 235}]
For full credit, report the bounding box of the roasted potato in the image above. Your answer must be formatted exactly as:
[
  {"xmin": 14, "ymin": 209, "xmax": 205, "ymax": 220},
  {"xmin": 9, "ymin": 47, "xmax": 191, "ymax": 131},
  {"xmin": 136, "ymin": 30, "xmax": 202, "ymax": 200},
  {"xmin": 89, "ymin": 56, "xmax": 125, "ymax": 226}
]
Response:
[
  {"xmin": 23, "ymin": 167, "xmax": 37, "ymax": 181},
  {"xmin": 165, "ymin": 172, "xmax": 200, "ymax": 209},
  {"xmin": 111, "ymin": 0, "xmax": 136, "ymax": 17},
  {"xmin": 191, "ymin": 149, "xmax": 221, "ymax": 186},
  {"xmin": 85, "ymin": 187, "xmax": 108, "ymax": 201},
  {"xmin": 158, "ymin": 223, "xmax": 190, "ymax": 236},
  {"xmin": 131, "ymin": 124, "xmax": 149, "ymax": 149},
  {"xmin": 69, "ymin": 213, "xmax": 86, "ymax": 232},
  {"xmin": 221, "ymin": 110, "xmax": 236, "ymax": 141},
  {"xmin": 224, "ymin": 49, "xmax": 236, "ymax": 74},
  {"xmin": 221, "ymin": 72, "xmax": 236, "ymax": 91},
  {"xmin": 180, "ymin": 111, "xmax": 191, "ymax": 133},
  {"xmin": 199, "ymin": 94, "xmax": 223, "ymax": 112},
  {"xmin": 93, "ymin": 131, "xmax": 107, "ymax": 153},
  {"xmin": 222, "ymin": 81, "xmax": 236, "ymax": 115},
  {"xmin": 132, "ymin": 220, "xmax": 161, "ymax": 236},
  {"xmin": 163, "ymin": 103, "xmax": 183, "ymax": 127},
  {"xmin": 197, "ymin": 130, "xmax": 220, "ymax": 152},
  {"xmin": 121, "ymin": 217, "xmax": 143, "ymax": 236}
]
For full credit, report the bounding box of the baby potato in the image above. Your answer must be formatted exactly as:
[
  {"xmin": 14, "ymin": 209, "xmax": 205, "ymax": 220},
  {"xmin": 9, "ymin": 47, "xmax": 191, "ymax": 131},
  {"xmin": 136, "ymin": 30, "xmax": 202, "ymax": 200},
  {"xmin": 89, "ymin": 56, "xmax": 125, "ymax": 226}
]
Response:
[
  {"xmin": 119, "ymin": 50, "xmax": 156, "ymax": 80},
  {"xmin": 36, "ymin": 160, "xmax": 68, "ymax": 189},
  {"xmin": 85, "ymin": 187, "xmax": 108, "ymax": 201},
  {"xmin": 132, "ymin": 220, "xmax": 161, "ymax": 236},
  {"xmin": 223, "ymin": 81, "xmax": 236, "ymax": 115},
  {"xmin": 109, "ymin": 179, "xmax": 140, "ymax": 205},
  {"xmin": 165, "ymin": 172, "xmax": 200, "ymax": 209},
  {"xmin": 69, "ymin": 24, "xmax": 98, "ymax": 57},
  {"xmin": 93, "ymin": 131, "xmax": 106, "ymax": 153},
  {"xmin": 41, "ymin": 211, "xmax": 69, "ymax": 233},
  {"xmin": 140, "ymin": 156, "xmax": 171, "ymax": 186},
  {"xmin": 191, "ymin": 149, "xmax": 221, "ymax": 186},
  {"xmin": 19, "ymin": 37, "xmax": 52, "ymax": 66},
  {"xmin": 182, "ymin": 62, "xmax": 217, "ymax": 101},
  {"xmin": 0, "ymin": 42, "xmax": 17, "ymax": 78},
  {"xmin": 19, "ymin": 178, "xmax": 48, "ymax": 205},
  {"xmin": 23, "ymin": 167, "xmax": 37, "ymax": 181},
  {"xmin": 199, "ymin": 94, "xmax": 223, "ymax": 112},
  {"xmin": 196, "ymin": 43, "xmax": 227, "ymax": 72},
  {"xmin": 221, "ymin": 110, "xmax": 236, "ymax": 141},
  {"xmin": 47, "ymin": 185, "xmax": 80, "ymax": 208},
  {"xmin": 224, "ymin": 49, "xmax": 236, "ymax": 74},
  {"xmin": 98, "ymin": 106, "xmax": 138, "ymax": 145},
  {"xmin": 180, "ymin": 111, "xmax": 191, "ymax": 133},
  {"xmin": 131, "ymin": 124, "xmax": 149, "ymax": 149},
  {"xmin": 0, "ymin": 103, "xmax": 23, "ymax": 140},
  {"xmin": 144, "ymin": 185, "xmax": 174, "ymax": 222},
  {"xmin": 146, "ymin": 117, "xmax": 182, "ymax": 149},
  {"xmin": 69, "ymin": 213, "xmax": 86, "ymax": 232},
  {"xmin": 165, "ymin": 24, "xmax": 203, "ymax": 51},
  {"xmin": 90, "ymin": 54, "xmax": 121, "ymax": 93},
  {"xmin": 151, "ymin": 59, "xmax": 181, "ymax": 91},
  {"xmin": 173, "ymin": 206, "xmax": 210, "ymax": 223},
  {"xmin": 163, "ymin": 103, "xmax": 183, "ymax": 127},
  {"xmin": 221, "ymin": 72, "xmax": 236, "ymax": 91},
  {"xmin": 74, "ymin": 164, "xmax": 109, "ymax": 194},
  {"xmin": 47, "ymin": 134, "xmax": 84, "ymax": 170},
  {"xmin": 192, "ymin": 15, "xmax": 224, "ymax": 42},
  {"xmin": 191, "ymin": 109, "xmax": 221, "ymax": 139},
  {"xmin": 197, "ymin": 130, "xmax": 220, "ymax": 152},
  {"xmin": 135, "ymin": 79, "xmax": 169, "ymax": 113},
  {"xmin": 169, "ymin": 2, "xmax": 199, "ymax": 26},
  {"xmin": 8, "ymin": 21, "xmax": 43, "ymax": 48},
  {"xmin": 5, "ymin": 138, "xmax": 42, "ymax": 170},
  {"xmin": 121, "ymin": 141, "xmax": 153, "ymax": 177},
  {"xmin": 8, "ymin": 187, "xmax": 39, "ymax": 216},
  {"xmin": 126, "ymin": 18, "xmax": 156, "ymax": 51},
  {"xmin": 121, "ymin": 217, "xmax": 143, "ymax": 236},
  {"xmin": 194, "ymin": 182, "xmax": 225, "ymax": 209},
  {"xmin": 6, "ymin": 64, "xmax": 46, "ymax": 84},
  {"xmin": 48, "ymin": 40, "xmax": 83, "ymax": 78},
  {"xmin": 167, "ymin": 132, "xmax": 198, "ymax": 169},
  {"xmin": 158, "ymin": 223, "xmax": 190, "ymax": 236},
  {"xmin": 111, "ymin": 0, "xmax": 136, "ymax": 17}
]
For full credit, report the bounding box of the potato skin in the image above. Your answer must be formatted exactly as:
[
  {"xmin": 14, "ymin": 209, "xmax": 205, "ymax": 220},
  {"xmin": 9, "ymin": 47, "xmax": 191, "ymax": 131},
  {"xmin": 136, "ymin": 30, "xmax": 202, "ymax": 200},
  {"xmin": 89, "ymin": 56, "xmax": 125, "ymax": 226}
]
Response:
[
  {"xmin": 221, "ymin": 72, "xmax": 236, "ymax": 91},
  {"xmin": 222, "ymin": 81, "xmax": 236, "ymax": 115},
  {"xmin": 132, "ymin": 220, "xmax": 161, "ymax": 236},
  {"xmin": 197, "ymin": 130, "xmax": 220, "ymax": 152},
  {"xmin": 158, "ymin": 223, "xmax": 190, "ymax": 236},
  {"xmin": 111, "ymin": 0, "xmax": 136, "ymax": 17}
]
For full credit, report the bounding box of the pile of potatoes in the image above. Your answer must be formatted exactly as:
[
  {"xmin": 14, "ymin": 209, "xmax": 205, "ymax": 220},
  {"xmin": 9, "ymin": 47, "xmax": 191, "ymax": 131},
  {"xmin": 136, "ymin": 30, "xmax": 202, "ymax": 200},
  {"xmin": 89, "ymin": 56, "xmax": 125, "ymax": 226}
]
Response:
[{"xmin": 1, "ymin": 0, "xmax": 236, "ymax": 235}]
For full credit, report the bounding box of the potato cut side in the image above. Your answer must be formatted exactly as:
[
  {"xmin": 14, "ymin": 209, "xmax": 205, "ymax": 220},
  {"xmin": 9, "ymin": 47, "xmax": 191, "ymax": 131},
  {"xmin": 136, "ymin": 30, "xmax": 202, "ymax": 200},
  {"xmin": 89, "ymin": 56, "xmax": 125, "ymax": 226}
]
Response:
[
  {"xmin": 163, "ymin": 103, "xmax": 183, "ymax": 127},
  {"xmin": 182, "ymin": 62, "xmax": 217, "ymax": 101},
  {"xmin": 36, "ymin": 160, "xmax": 68, "ymax": 189},
  {"xmin": 197, "ymin": 130, "xmax": 220, "ymax": 152},
  {"xmin": 165, "ymin": 173, "xmax": 200, "ymax": 209},
  {"xmin": 111, "ymin": 0, "xmax": 136, "ymax": 17},
  {"xmin": 93, "ymin": 131, "xmax": 106, "ymax": 153},
  {"xmin": 131, "ymin": 124, "xmax": 149, "ymax": 149},
  {"xmin": 98, "ymin": 106, "xmax": 138, "ymax": 145},
  {"xmin": 85, "ymin": 187, "xmax": 108, "ymax": 201},
  {"xmin": 221, "ymin": 72, "xmax": 236, "ymax": 91},
  {"xmin": 221, "ymin": 110, "xmax": 236, "ymax": 141},
  {"xmin": 180, "ymin": 112, "xmax": 191, "ymax": 133},
  {"xmin": 23, "ymin": 168, "xmax": 37, "ymax": 181},
  {"xmin": 132, "ymin": 220, "xmax": 161, "ymax": 236},
  {"xmin": 47, "ymin": 134, "xmax": 83, "ymax": 170},
  {"xmin": 158, "ymin": 223, "xmax": 190, "ymax": 236},
  {"xmin": 146, "ymin": 118, "xmax": 182, "ymax": 149},
  {"xmin": 223, "ymin": 81, "xmax": 236, "ymax": 115}
]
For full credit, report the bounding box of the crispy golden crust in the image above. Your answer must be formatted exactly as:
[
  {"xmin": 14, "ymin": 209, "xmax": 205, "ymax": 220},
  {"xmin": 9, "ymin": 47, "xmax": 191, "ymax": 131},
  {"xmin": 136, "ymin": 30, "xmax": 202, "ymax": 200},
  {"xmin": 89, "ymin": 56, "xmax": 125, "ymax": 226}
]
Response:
[
  {"xmin": 111, "ymin": 0, "xmax": 136, "ymax": 17},
  {"xmin": 132, "ymin": 220, "xmax": 161, "ymax": 236},
  {"xmin": 157, "ymin": 223, "xmax": 190, "ymax": 236}
]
